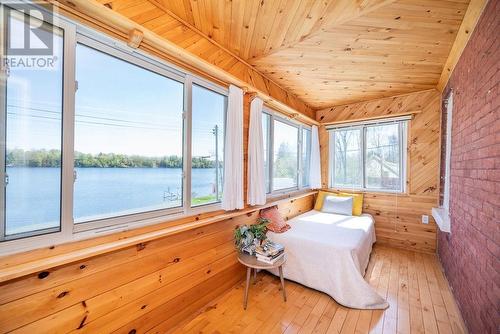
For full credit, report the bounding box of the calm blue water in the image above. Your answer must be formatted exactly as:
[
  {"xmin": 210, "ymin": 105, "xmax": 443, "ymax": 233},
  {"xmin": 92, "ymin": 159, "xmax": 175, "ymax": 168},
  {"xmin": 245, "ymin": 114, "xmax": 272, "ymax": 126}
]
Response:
[{"xmin": 5, "ymin": 167, "xmax": 220, "ymax": 235}]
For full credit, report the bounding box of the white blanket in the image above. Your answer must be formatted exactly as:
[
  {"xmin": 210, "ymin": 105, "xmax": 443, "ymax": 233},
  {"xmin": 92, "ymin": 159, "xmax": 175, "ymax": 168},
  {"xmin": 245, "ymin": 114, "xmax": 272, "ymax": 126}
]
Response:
[{"xmin": 267, "ymin": 210, "xmax": 388, "ymax": 309}]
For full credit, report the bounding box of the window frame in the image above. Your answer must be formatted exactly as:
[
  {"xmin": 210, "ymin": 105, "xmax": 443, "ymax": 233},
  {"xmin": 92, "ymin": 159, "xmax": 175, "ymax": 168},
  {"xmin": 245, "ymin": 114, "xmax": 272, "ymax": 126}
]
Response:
[
  {"xmin": 0, "ymin": 3, "xmax": 228, "ymax": 254},
  {"xmin": 262, "ymin": 107, "xmax": 312, "ymax": 197},
  {"xmin": 72, "ymin": 33, "xmax": 188, "ymax": 233},
  {"xmin": 301, "ymin": 127, "xmax": 312, "ymax": 188},
  {"xmin": 328, "ymin": 119, "xmax": 408, "ymax": 194},
  {"xmin": 431, "ymin": 91, "xmax": 452, "ymax": 233},
  {"xmin": 0, "ymin": 4, "xmax": 76, "ymax": 246},
  {"xmin": 187, "ymin": 78, "xmax": 228, "ymax": 211},
  {"xmin": 442, "ymin": 92, "xmax": 453, "ymax": 214}
]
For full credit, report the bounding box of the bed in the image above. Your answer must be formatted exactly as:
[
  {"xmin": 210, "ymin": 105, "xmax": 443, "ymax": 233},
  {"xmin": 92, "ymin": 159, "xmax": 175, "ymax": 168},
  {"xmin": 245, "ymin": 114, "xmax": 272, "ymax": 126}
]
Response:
[{"xmin": 266, "ymin": 210, "xmax": 389, "ymax": 310}]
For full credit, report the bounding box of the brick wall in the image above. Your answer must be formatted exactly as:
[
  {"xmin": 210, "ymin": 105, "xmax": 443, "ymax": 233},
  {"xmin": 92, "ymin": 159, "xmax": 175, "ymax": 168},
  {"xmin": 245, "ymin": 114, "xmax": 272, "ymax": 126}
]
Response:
[{"xmin": 437, "ymin": 1, "xmax": 499, "ymax": 333}]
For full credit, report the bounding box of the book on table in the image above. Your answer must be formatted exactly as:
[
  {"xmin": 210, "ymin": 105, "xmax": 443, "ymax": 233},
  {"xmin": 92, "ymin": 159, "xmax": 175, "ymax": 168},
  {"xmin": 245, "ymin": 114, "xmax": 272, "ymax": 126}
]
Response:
[
  {"xmin": 255, "ymin": 240, "xmax": 285, "ymax": 264},
  {"xmin": 256, "ymin": 251, "xmax": 285, "ymax": 264}
]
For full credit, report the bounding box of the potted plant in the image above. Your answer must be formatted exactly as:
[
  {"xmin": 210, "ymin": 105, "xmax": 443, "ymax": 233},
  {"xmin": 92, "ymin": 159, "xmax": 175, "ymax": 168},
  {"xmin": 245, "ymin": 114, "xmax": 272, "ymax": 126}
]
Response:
[{"xmin": 234, "ymin": 217, "xmax": 269, "ymax": 254}]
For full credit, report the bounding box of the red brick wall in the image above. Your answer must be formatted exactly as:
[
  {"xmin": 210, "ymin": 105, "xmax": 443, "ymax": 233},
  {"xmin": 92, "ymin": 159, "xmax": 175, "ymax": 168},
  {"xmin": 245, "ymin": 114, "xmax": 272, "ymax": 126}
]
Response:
[{"xmin": 437, "ymin": 1, "xmax": 499, "ymax": 333}]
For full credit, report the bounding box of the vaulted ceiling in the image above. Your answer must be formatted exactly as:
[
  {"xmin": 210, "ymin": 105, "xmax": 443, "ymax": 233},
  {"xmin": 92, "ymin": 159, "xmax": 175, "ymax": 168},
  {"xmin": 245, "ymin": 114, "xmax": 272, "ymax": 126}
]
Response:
[{"xmin": 98, "ymin": 0, "xmax": 470, "ymax": 109}]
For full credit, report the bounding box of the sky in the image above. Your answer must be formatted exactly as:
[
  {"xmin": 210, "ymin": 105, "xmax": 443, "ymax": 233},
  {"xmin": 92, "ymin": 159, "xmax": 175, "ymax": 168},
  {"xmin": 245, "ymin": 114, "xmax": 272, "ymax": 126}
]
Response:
[
  {"xmin": 6, "ymin": 36, "xmax": 225, "ymax": 159},
  {"xmin": 273, "ymin": 119, "xmax": 298, "ymax": 158}
]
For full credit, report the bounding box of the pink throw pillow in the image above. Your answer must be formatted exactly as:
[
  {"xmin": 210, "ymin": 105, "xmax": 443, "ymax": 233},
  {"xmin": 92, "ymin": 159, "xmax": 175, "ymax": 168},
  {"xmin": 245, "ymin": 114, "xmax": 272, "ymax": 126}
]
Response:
[{"xmin": 260, "ymin": 206, "xmax": 291, "ymax": 233}]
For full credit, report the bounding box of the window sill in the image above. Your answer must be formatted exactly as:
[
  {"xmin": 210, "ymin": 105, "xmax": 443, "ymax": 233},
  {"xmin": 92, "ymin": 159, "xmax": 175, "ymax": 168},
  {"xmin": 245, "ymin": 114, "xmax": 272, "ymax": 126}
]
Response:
[
  {"xmin": 432, "ymin": 207, "xmax": 451, "ymax": 233},
  {"xmin": 325, "ymin": 187, "xmax": 408, "ymax": 196},
  {"xmin": 267, "ymin": 188, "xmax": 311, "ymax": 200},
  {"xmin": 0, "ymin": 190, "xmax": 317, "ymax": 284}
]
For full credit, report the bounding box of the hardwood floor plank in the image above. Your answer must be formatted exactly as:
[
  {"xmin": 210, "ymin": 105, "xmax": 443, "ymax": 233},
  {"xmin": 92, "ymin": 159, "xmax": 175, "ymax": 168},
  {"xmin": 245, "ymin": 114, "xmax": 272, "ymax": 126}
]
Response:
[
  {"xmin": 383, "ymin": 248, "xmax": 400, "ymax": 334},
  {"xmin": 370, "ymin": 247, "xmax": 392, "ymax": 333},
  {"xmin": 312, "ymin": 299, "xmax": 339, "ymax": 334},
  {"xmin": 397, "ymin": 250, "xmax": 410, "ymax": 334},
  {"xmin": 428, "ymin": 258, "xmax": 466, "ymax": 334},
  {"xmin": 414, "ymin": 253, "xmax": 439, "ymax": 334},
  {"xmin": 269, "ymin": 284, "xmax": 314, "ymax": 333},
  {"xmin": 340, "ymin": 309, "xmax": 361, "ymax": 334},
  {"xmin": 299, "ymin": 294, "xmax": 330, "ymax": 333},
  {"xmin": 254, "ymin": 283, "xmax": 301, "ymax": 333},
  {"xmin": 291, "ymin": 291, "xmax": 320, "ymax": 330},
  {"xmin": 355, "ymin": 247, "xmax": 383, "ymax": 333},
  {"xmin": 326, "ymin": 306, "xmax": 349, "ymax": 334},
  {"xmin": 356, "ymin": 311, "xmax": 374, "ymax": 334},
  {"xmin": 408, "ymin": 250, "xmax": 425, "ymax": 334}
]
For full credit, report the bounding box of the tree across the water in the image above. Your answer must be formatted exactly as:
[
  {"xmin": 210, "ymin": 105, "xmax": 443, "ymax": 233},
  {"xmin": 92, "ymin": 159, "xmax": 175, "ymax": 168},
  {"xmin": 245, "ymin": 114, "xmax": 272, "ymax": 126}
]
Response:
[{"xmin": 6, "ymin": 149, "xmax": 220, "ymax": 168}]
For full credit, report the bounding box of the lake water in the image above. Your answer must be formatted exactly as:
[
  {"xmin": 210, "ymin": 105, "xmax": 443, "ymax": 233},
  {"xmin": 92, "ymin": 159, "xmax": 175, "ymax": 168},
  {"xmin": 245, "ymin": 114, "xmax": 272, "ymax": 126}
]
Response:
[{"xmin": 5, "ymin": 167, "xmax": 221, "ymax": 235}]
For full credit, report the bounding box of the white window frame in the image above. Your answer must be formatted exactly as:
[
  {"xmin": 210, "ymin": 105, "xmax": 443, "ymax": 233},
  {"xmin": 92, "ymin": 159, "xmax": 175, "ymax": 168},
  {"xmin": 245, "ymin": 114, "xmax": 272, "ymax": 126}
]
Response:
[
  {"xmin": 72, "ymin": 34, "xmax": 187, "ymax": 233},
  {"xmin": 0, "ymin": 2, "xmax": 228, "ymax": 254},
  {"xmin": 328, "ymin": 118, "xmax": 409, "ymax": 193},
  {"xmin": 186, "ymin": 78, "xmax": 228, "ymax": 213},
  {"xmin": 262, "ymin": 107, "xmax": 311, "ymax": 196},
  {"xmin": 432, "ymin": 91, "xmax": 453, "ymax": 233},
  {"xmin": 0, "ymin": 3, "xmax": 76, "ymax": 249},
  {"xmin": 301, "ymin": 127, "xmax": 312, "ymax": 188},
  {"xmin": 442, "ymin": 93, "xmax": 453, "ymax": 214}
]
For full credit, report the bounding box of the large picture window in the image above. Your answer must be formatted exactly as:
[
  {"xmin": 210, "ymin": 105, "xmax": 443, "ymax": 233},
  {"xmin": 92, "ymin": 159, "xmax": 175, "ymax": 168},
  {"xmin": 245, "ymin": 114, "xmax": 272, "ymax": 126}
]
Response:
[
  {"xmin": 0, "ymin": 4, "xmax": 228, "ymax": 248},
  {"xmin": 263, "ymin": 110, "xmax": 311, "ymax": 194},
  {"xmin": 1, "ymin": 10, "xmax": 64, "ymax": 240},
  {"xmin": 329, "ymin": 119, "xmax": 408, "ymax": 193},
  {"xmin": 74, "ymin": 43, "xmax": 184, "ymax": 223}
]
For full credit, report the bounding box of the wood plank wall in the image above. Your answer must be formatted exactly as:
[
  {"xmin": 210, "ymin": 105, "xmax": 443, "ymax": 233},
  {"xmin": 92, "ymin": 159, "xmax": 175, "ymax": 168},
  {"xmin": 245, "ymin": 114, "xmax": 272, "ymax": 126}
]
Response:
[
  {"xmin": 0, "ymin": 194, "xmax": 315, "ymax": 333},
  {"xmin": 316, "ymin": 89, "xmax": 442, "ymax": 253}
]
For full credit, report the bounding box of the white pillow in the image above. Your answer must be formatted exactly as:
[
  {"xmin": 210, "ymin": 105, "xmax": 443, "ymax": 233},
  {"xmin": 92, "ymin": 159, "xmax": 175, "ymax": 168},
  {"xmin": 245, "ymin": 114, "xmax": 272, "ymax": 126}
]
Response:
[{"xmin": 321, "ymin": 195, "xmax": 353, "ymax": 216}]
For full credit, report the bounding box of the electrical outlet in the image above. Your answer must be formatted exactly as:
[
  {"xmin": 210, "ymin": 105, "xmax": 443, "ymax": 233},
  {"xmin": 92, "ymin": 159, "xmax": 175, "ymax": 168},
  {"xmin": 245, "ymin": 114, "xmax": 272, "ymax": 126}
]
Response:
[{"xmin": 422, "ymin": 215, "xmax": 429, "ymax": 224}]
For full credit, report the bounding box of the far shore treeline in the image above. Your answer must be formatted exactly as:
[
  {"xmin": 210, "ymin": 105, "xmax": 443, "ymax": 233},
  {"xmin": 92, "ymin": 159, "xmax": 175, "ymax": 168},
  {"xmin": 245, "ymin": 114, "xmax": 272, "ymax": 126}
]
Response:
[{"xmin": 6, "ymin": 149, "xmax": 219, "ymax": 168}]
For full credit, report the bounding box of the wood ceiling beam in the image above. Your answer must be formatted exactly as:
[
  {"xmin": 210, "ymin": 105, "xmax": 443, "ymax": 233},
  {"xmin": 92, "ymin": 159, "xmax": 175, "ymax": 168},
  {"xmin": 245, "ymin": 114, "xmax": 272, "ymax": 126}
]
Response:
[
  {"xmin": 436, "ymin": 0, "xmax": 489, "ymax": 91},
  {"xmin": 49, "ymin": 0, "xmax": 317, "ymax": 124},
  {"xmin": 250, "ymin": 0, "xmax": 397, "ymax": 63}
]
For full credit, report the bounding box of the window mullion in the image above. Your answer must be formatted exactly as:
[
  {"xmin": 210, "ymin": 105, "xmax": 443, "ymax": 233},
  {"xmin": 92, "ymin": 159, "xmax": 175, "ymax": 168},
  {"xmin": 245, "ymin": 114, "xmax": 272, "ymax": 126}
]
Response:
[
  {"xmin": 0, "ymin": 23, "xmax": 6, "ymax": 241},
  {"xmin": 61, "ymin": 23, "xmax": 77, "ymax": 238},
  {"xmin": 330, "ymin": 131, "xmax": 334, "ymax": 188},
  {"xmin": 269, "ymin": 115, "xmax": 274, "ymax": 192},
  {"xmin": 362, "ymin": 126, "xmax": 366, "ymax": 190},
  {"xmin": 183, "ymin": 76, "xmax": 192, "ymax": 213},
  {"xmin": 297, "ymin": 126, "xmax": 302, "ymax": 189},
  {"xmin": 399, "ymin": 122, "xmax": 404, "ymax": 193}
]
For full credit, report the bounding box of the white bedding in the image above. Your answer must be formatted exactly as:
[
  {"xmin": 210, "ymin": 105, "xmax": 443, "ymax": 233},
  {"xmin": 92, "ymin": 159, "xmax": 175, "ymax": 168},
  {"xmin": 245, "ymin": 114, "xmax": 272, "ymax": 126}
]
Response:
[{"xmin": 267, "ymin": 210, "xmax": 389, "ymax": 309}]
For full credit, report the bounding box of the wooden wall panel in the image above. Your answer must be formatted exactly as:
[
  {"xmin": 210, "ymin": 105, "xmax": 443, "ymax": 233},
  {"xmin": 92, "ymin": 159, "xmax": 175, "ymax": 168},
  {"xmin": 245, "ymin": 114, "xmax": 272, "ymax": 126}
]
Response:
[
  {"xmin": 0, "ymin": 194, "xmax": 315, "ymax": 333},
  {"xmin": 316, "ymin": 89, "xmax": 441, "ymax": 253}
]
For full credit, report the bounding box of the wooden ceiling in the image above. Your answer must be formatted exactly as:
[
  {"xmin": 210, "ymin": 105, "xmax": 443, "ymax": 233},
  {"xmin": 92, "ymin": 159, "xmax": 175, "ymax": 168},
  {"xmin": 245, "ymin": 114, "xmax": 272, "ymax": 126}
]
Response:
[{"xmin": 98, "ymin": 0, "xmax": 470, "ymax": 109}]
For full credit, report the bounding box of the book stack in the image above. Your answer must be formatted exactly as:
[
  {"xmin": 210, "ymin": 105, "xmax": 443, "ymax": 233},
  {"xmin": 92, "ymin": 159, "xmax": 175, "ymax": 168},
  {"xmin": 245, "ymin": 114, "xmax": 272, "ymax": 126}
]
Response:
[{"xmin": 255, "ymin": 240, "xmax": 285, "ymax": 264}]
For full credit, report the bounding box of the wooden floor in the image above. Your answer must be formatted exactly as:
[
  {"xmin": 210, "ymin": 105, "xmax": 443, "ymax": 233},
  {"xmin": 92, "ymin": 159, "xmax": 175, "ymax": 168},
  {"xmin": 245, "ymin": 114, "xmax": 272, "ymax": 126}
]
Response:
[{"xmin": 172, "ymin": 245, "xmax": 467, "ymax": 334}]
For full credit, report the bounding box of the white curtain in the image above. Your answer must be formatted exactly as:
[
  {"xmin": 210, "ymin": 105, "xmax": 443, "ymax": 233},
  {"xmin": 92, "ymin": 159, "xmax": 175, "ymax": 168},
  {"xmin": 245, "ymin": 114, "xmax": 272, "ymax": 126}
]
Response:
[
  {"xmin": 247, "ymin": 97, "xmax": 266, "ymax": 205},
  {"xmin": 309, "ymin": 125, "xmax": 322, "ymax": 189},
  {"xmin": 222, "ymin": 85, "xmax": 244, "ymax": 210}
]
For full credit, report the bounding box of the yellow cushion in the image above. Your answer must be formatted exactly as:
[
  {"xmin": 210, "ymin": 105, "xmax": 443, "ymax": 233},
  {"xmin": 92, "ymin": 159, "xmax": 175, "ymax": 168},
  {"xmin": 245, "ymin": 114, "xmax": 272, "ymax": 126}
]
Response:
[
  {"xmin": 314, "ymin": 190, "xmax": 363, "ymax": 216},
  {"xmin": 313, "ymin": 191, "xmax": 330, "ymax": 211}
]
